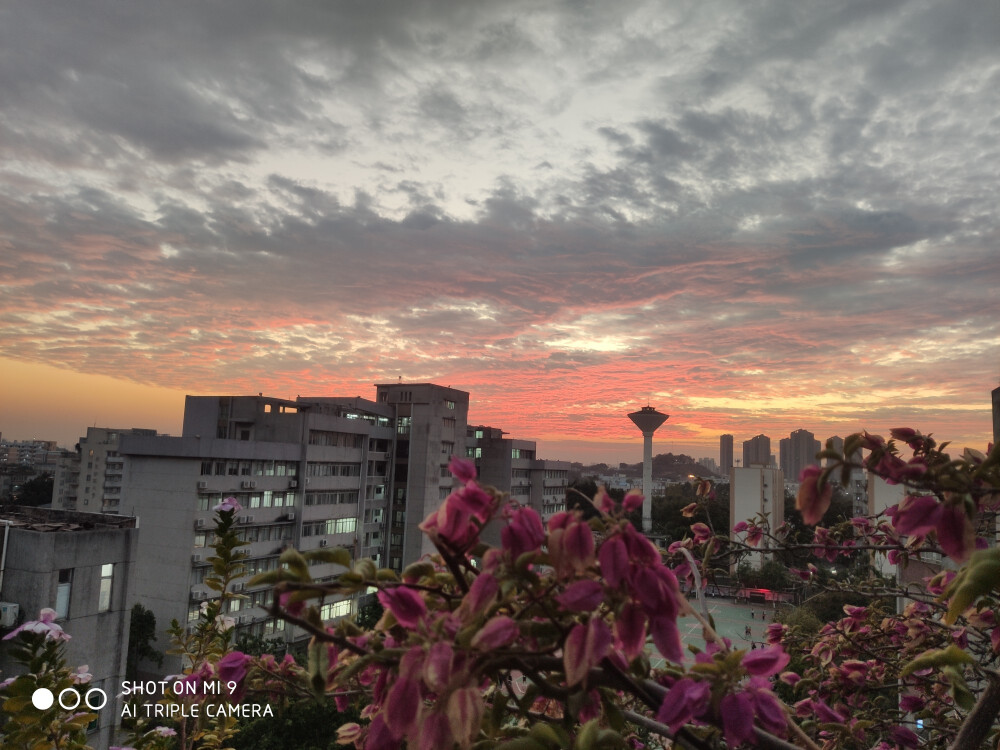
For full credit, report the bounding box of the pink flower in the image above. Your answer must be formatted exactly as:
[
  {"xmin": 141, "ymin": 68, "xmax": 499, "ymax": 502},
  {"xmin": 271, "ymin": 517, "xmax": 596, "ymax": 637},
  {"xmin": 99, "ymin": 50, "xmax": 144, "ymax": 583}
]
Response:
[
  {"xmin": 720, "ymin": 692, "xmax": 755, "ymax": 746},
  {"xmin": 366, "ymin": 715, "xmax": 400, "ymax": 750},
  {"xmin": 459, "ymin": 573, "xmax": 498, "ymax": 619},
  {"xmin": 936, "ymin": 497, "xmax": 976, "ymax": 562},
  {"xmin": 563, "ymin": 518, "xmax": 596, "ymax": 569},
  {"xmin": 422, "ymin": 642, "xmax": 455, "ymax": 693},
  {"xmin": 623, "ymin": 491, "xmax": 644, "ymax": 513},
  {"xmin": 556, "ymin": 580, "xmax": 605, "ymax": 612},
  {"xmin": 649, "ymin": 614, "xmax": 684, "ymax": 664},
  {"xmin": 742, "ymin": 644, "xmax": 790, "ymax": 677},
  {"xmin": 471, "ymin": 616, "xmax": 519, "ymax": 650},
  {"xmin": 615, "ymin": 603, "xmax": 647, "ymax": 661},
  {"xmin": 656, "ymin": 678, "xmax": 710, "ymax": 732},
  {"xmin": 501, "ymin": 507, "xmax": 545, "ymax": 560},
  {"xmin": 217, "ymin": 651, "xmax": 252, "ymax": 701},
  {"xmin": 598, "ymin": 535, "xmax": 629, "ymax": 588},
  {"xmin": 448, "ymin": 456, "xmax": 477, "ymax": 483},
  {"xmin": 378, "ymin": 586, "xmax": 427, "ymax": 629},
  {"xmin": 690, "ymin": 523, "xmax": 711, "ymax": 544},
  {"xmin": 796, "ymin": 465, "xmax": 832, "ymax": 525},
  {"xmin": 732, "ymin": 521, "xmax": 749, "ymax": 533},
  {"xmin": 418, "ymin": 712, "xmax": 453, "ymax": 750},
  {"xmin": 152, "ymin": 726, "xmax": 177, "ymax": 737},
  {"xmin": 564, "ymin": 618, "xmax": 613, "ymax": 686},
  {"xmin": 3, "ymin": 608, "xmax": 70, "ymax": 642},
  {"xmin": 213, "ymin": 496, "xmax": 242, "ymax": 513},
  {"xmin": 447, "ymin": 687, "xmax": 484, "ymax": 748},
  {"xmin": 383, "ymin": 677, "xmax": 420, "ymax": 738}
]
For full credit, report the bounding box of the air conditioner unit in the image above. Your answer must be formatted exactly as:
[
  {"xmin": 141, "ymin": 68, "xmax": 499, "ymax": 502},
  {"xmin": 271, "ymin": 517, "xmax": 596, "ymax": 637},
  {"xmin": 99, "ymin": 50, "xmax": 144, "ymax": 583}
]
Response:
[
  {"xmin": 285, "ymin": 510, "xmax": 295, "ymax": 521},
  {"xmin": 319, "ymin": 539, "xmax": 329, "ymax": 547},
  {"xmin": 195, "ymin": 518, "xmax": 206, "ymax": 529},
  {"xmin": 289, "ymin": 479, "xmax": 298, "ymax": 488},
  {"xmin": 241, "ymin": 480, "xmax": 257, "ymax": 489},
  {"xmin": 0, "ymin": 602, "xmax": 19, "ymax": 628},
  {"xmin": 193, "ymin": 592, "xmax": 207, "ymax": 601},
  {"xmin": 197, "ymin": 481, "xmax": 208, "ymax": 490},
  {"xmin": 233, "ymin": 583, "xmax": 245, "ymax": 592},
  {"xmin": 192, "ymin": 554, "xmax": 202, "ymax": 563}
]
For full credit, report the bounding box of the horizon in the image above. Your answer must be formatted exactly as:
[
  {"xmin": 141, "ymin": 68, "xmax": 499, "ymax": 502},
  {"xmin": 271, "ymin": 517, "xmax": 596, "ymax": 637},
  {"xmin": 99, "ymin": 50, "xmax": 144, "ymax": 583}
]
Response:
[{"xmin": 1, "ymin": 1, "xmax": 998, "ymax": 461}]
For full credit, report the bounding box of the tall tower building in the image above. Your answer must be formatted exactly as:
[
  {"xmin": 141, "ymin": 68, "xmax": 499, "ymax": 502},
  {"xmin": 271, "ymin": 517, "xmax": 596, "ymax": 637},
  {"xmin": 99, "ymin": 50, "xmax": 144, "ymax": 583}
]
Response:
[
  {"xmin": 780, "ymin": 429, "xmax": 821, "ymax": 482},
  {"xmin": 992, "ymin": 385, "xmax": 1000, "ymax": 447},
  {"xmin": 720, "ymin": 434, "xmax": 734, "ymax": 473},
  {"xmin": 627, "ymin": 406, "xmax": 669, "ymax": 533},
  {"xmin": 742, "ymin": 434, "xmax": 771, "ymax": 467},
  {"xmin": 375, "ymin": 383, "xmax": 470, "ymax": 567}
]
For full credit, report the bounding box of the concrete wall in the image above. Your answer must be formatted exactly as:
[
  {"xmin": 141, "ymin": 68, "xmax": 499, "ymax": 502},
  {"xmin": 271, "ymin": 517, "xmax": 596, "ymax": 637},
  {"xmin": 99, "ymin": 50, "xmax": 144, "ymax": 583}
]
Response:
[{"xmin": 0, "ymin": 521, "xmax": 137, "ymax": 749}]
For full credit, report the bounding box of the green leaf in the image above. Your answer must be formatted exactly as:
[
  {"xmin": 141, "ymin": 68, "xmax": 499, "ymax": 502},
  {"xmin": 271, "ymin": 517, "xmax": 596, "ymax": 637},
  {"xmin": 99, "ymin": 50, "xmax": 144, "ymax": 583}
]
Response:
[
  {"xmin": 900, "ymin": 644, "xmax": 975, "ymax": 677},
  {"xmin": 280, "ymin": 547, "xmax": 311, "ymax": 580},
  {"xmin": 944, "ymin": 548, "xmax": 1000, "ymax": 623}
]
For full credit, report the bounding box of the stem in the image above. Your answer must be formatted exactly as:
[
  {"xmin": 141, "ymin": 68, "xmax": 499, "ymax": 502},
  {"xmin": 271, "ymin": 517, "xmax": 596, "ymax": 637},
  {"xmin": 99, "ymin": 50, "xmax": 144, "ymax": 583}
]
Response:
[{"xmin": 947, "ymin": 670, "xmax": 1000, "ymax": 750}]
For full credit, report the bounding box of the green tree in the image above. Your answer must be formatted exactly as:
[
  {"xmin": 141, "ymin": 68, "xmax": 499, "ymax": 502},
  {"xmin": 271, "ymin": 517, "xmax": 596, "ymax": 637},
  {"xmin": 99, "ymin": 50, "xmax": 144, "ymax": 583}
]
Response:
[
  {"xmin": 13, "ymin": 473, "xmax": 53, "ymax": 507},
  {"xmin": 126, "ymin": 603, "xmax": 163, "ymax": 680}
]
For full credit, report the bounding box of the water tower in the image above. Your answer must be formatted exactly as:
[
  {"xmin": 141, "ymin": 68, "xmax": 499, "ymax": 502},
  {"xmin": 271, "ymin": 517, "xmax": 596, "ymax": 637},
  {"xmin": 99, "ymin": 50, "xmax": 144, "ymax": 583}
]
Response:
[{"xmin": 628, "ymin": 406, "xmax": 669, "ymax": 532}]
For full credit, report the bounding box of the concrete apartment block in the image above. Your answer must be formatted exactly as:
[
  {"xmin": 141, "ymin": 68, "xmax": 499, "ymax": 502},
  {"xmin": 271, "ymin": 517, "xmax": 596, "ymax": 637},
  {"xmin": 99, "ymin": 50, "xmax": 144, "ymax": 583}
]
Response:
[{"xmin": 0, "ymin": 507, "xmax": 137, "ymax": 749}]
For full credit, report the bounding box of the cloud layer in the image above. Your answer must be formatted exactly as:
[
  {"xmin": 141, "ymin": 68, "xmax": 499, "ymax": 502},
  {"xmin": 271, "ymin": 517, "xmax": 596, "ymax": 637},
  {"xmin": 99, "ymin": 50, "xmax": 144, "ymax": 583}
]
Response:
[{"xmin": 1, "ymin": 0, "xmax": 998, "ymax": 459}]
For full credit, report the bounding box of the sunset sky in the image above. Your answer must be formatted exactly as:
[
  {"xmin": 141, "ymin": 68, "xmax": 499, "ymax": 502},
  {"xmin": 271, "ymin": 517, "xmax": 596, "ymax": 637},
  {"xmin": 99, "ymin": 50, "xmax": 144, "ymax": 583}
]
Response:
[{"xmin": 1, "ymin": 0, "xmax": 998, "ymax": 465}]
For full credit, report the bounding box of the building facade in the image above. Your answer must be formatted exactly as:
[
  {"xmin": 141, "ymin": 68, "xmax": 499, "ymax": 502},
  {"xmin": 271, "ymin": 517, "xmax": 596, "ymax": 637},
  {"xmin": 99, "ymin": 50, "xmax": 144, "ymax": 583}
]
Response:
[
  {"xmin": 742, "ymin": 435, "xmax": 771, "ymax": 468},
  {"xmin": 779, "ymin": 429, "xmax": 821, "ymax": 485},
  {"xmin": 729, "ymin": 465, "xmax": 785, "ymax": 571},
  {"xmin": 0, "ymin": 507, "xmax": 137, "ymax": 749},
  {"xmin": 719, "ymin": 434, "xmax": 734, "ymax": 473}
]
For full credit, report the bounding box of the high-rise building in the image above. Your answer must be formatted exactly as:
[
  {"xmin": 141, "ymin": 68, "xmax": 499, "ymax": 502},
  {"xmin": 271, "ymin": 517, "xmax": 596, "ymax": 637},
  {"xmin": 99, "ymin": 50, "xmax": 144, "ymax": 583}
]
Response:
[
  {"xmin": 374, "ymin": 383, "xmax": 470, "ymax": 567},
  {"xmin": 729, "ymin": 465, "xmax": 784, "ymax": 571},
  {"xmin": 779, "ymin": 429, "xmax": 821, "ymax": 483},
  {"xmin": 742, "ymin": 434, "xmax": 771, "ymax": 467},
  {"xmin": 992, "ymin": 385, "xmax": 1000, "ymax": 447},
  {"xmin": 720, "ymin": 434, "xmax": 734, "ymax": 473}
]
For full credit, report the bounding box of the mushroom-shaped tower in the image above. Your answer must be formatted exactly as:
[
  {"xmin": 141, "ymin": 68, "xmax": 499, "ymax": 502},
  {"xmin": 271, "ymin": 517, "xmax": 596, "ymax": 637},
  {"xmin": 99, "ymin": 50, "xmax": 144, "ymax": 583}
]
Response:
[{"xmin": 628, "ymin": 406, "xmax": 669, "ymax": 533}]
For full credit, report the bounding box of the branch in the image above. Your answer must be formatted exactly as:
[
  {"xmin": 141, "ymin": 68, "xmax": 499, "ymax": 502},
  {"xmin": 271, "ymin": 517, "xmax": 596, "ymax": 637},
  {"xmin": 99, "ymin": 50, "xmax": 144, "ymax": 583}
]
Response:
[{"xmin": 947, "ymin": 670, "xmax": 1000, "ymax": 750}]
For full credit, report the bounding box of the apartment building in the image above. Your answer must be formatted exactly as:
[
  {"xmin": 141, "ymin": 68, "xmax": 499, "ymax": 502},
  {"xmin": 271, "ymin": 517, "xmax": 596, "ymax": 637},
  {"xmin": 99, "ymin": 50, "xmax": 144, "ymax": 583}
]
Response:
[
  {"xmin": 742, "ymin": 434, "xmax": 771, "ymax": 468},
  {"xmin": 375, "ymin": 383, "xmax": 470, "ymax": 567},
  {"xmin": 729, "ymin": 465, "xmax": 785, "ymax": 571},
  {"xmin": 466, "ymin": 425, "xmax": 570, "ymax": 525},
  {"xmin": 116, "ymin": 394, "xmax": 396, "ymax": 671},
  {"xmin": 0, "ymin": 507, "xmax": 137, "ymax": 748},
  {"xmin": 779, "ymin": 429, "xmax": 821, "ymax": 485}
]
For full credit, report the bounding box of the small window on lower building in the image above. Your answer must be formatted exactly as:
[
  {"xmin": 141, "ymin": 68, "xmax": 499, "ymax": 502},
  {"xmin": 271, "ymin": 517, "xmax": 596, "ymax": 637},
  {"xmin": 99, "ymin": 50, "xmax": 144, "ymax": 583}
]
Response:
[
  {"xmin": 98, "ymin": 564, "xmax": 114, "ymax": 613},
  {"xmin": 55, "ymin": 569, "xmax": 72, "ymax": 619}
]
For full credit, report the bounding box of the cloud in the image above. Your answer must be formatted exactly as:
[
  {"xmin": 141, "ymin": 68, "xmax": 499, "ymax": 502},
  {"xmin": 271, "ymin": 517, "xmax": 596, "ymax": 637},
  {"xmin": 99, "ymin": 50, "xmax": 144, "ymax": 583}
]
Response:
[{"xmin": 0, "ymin": 0, "xmax": 997, "ymax": 456}]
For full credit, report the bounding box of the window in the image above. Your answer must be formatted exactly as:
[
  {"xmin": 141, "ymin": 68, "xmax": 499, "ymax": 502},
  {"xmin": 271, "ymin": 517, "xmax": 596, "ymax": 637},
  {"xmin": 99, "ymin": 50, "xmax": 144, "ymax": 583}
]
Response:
[
  {"xmin": 55, "ymin": 569, "xmax": 72, "ymax": 619},
  {"xmin": 445, "ymin": 400, "xmax": 456, "ymax": 410},
  {"xmin": 98, "ymin": 564, "xmax": 113, "ymax": 612}
]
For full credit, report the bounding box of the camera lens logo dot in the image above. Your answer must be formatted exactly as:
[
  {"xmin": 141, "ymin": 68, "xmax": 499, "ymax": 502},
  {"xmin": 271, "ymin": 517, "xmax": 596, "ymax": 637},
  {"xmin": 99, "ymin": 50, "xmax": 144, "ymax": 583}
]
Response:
[{"xmin": 31, "ymin": 688, "xmax": 54, "ymax": 710}]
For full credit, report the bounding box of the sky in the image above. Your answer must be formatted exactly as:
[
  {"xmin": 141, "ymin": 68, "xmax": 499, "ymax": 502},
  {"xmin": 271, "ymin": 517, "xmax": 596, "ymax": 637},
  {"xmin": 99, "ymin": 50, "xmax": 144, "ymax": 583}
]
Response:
[{"xmin": 1, "ymin": 0, "xmax": 998, "ymax": 465}]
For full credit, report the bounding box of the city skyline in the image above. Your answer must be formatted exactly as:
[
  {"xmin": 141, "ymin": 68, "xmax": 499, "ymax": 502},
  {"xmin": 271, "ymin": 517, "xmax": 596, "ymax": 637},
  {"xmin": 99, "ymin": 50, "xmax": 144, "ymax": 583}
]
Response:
[{"xmin": 1, "ymin": 1, "xmax": 998, "ymax": 464}]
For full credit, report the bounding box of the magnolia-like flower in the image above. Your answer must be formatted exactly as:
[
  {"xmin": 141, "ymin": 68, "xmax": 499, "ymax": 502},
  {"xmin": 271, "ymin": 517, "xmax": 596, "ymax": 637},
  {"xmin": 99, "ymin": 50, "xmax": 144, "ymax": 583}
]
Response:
[
  {"xmin": 471, "ymin": 616, "xmax": 519, "ymax": 650},
  {"xmin": 564, "ymin": 618, "xmax": 613, "ymax": 686},
  {"xmin": 378, "ymin": 586, "xmax": 427, "ymax": 629},
  {"xmin": 796, "ymin": 465, "xmax": 832, "ymax": 525},
  {"xmin": 742, "ymin": 644, "xmax": 791, "ymax": 677},
  {"xmin": 2, "ymin": 608, "xmax": 70, "ymax": 642},
  {"xmin": 217, "ymin": 651, "xmax": 252, "ymax": 701},
  {"xmin": 151, "ymin": 726, "xmax": 177, "ymax": 737},
  {"xmin": 213, "ymin": 496, "xmax": 242, "ymax": 513},
  {"xmin": 448, "ymin": 455, "xmax": 477, "ymax": 483}
]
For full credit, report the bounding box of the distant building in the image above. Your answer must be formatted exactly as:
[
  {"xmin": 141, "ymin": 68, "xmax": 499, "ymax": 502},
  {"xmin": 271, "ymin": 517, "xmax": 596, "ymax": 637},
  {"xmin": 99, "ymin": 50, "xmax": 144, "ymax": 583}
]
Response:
[
  {"xmin": 698, "ymin": 457, "xmax": 719, "ymax": 474},
  {"xmin": 992, "ymin": 385, "xmax": 1000, "ymax": 446},
  {"xmin": 729, "ymin": 465, "xmax": 785, "ymax": 571},
  {"xmin": 779, "ymin": 429, "xmax": 821, "ymax": 484},
  {"xmin": 0, "ymin": 507, "xmax": 137, "ymax": 749},
  {"xmin": 720, "ymin": 435, "xmax": 734, "ymax": 473},
  {"xmin": 466, "ymin": 425, "xmax": 569, "ymax": 525},
  {"xmin": 54, "ymin": 427, "xmax": 160, "ymax": 513},
  {"xmin": 742, "ymin": 435, "xmax": 771, "ymax": 468}
]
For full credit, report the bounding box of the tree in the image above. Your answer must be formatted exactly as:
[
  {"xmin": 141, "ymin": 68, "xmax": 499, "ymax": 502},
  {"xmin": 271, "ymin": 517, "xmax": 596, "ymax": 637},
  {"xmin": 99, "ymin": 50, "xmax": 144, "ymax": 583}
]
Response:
[
  {"xmin": 125, "ymin": 603, "xmax": 163, "ymax": 680},
  {"xmin": 11, "ymin": 472, "xmax": 53, "ymax": 507}
]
